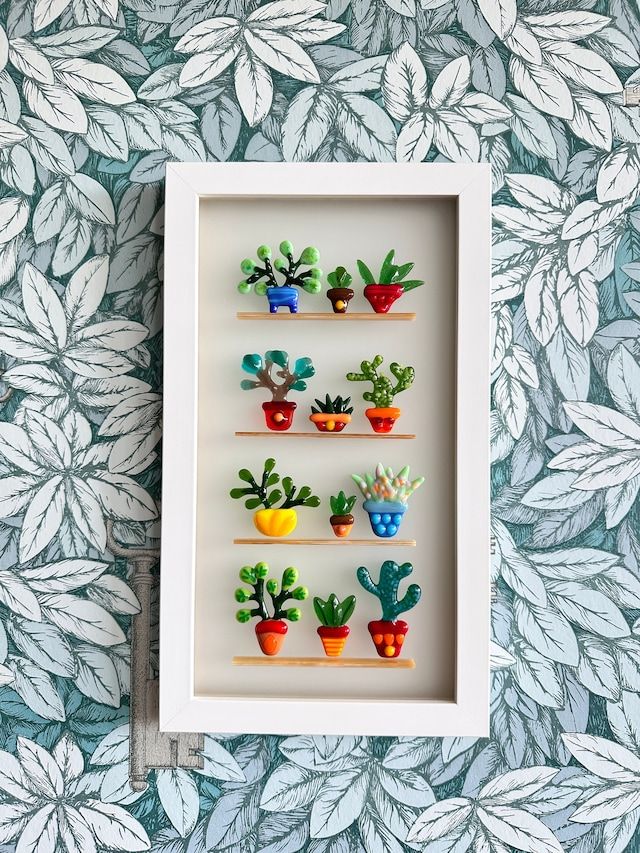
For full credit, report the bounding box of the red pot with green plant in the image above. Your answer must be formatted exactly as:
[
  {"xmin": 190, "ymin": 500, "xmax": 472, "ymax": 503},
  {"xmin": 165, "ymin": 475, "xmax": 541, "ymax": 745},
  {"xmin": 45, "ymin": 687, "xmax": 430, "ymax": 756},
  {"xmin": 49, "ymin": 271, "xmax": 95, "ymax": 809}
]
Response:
[
  {"xmin": 346, "ymin": 355, "xmax": 415, "ymax": 433},
  {"xmin": 357, "ymin": 560, "xmax": 421, "ymax": 658},
  {"xmin": 241, "ymin": 350, "xmax": 315, "ymax": 431},
  {"xmin": 235, "ymin": 562, "xmax": 308, "ymax": 655},
  {"xmin": 309, "ymin": 394, "xmax": 353, "ymax": 433},
  {"xmin": 314, "ymin": 593, "xmax": 356, "ymax": 657},
  {"xmin": 358, "ymin": 250, "xmax": 424, "ymax": 313}
]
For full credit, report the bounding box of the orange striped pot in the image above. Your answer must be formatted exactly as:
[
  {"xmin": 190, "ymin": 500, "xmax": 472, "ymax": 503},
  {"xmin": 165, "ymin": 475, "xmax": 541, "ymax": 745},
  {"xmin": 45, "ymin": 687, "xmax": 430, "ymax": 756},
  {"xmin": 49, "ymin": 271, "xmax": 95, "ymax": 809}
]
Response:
[{"xmin": 317, "ymin": 625, "xmax": 350, "ymax": 657}]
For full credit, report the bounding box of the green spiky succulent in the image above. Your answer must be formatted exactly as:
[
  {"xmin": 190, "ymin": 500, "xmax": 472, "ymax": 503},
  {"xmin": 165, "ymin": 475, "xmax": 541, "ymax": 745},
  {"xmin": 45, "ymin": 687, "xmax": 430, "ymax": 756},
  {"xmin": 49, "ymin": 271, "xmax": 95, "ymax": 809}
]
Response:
[
  {"xmin": 238, "ymin": 240, "xmax": 322, "ymax": 294},
  {"xmin": 357, "ymin": 250, "xmax": 424, "ymax": 291},
  {"xmin": 329, "ymin": 491, "xmax": 357, "ymax": 516},
  {"xmin": 235, "ymin": 562, "xmax": 308, "ymax": 623},
  {"xmin": 313, "ymin": 593, "xmax": 356, "ymax": 627},
  {"xmin": 230, "ymin": 458, "xmax": 321, "ymax": 511},
  {"xmin": 346, "ymin": 355, "xmax": 414, "ymax": 408},
  {"xmin": 310, "ymin": 394, "xmax": 353, "ymax": 415}
]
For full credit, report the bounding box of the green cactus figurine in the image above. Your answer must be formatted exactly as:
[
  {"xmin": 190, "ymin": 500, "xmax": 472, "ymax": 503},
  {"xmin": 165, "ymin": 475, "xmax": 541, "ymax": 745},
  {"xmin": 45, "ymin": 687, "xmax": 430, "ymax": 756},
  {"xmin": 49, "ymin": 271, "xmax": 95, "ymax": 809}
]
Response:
[
  {"xmin": 346, "ymin": 355, "xmax": 415, "ymax": 433},
  {"xmin": 357, "ymin": 560, "xmax": 421, "ymax": 658}
]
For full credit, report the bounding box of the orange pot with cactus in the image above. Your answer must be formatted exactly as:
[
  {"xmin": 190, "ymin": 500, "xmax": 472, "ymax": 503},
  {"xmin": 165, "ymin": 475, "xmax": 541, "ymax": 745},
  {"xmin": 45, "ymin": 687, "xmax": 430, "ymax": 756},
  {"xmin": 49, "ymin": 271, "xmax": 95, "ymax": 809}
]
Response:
[
  {"xmin": 309, "ymin": 394, "xmax": 353, "ymax": 433},
  {"xmin": 235, "ymin": 562, "xmax": 308, "ymax": 656},
  {"xmin": 346, "ymin": 355, "xmax": 414, "ymax": 434},
  {"xmin": 314, "ymin": 593, "xmax": 356, "ymax": 657}
]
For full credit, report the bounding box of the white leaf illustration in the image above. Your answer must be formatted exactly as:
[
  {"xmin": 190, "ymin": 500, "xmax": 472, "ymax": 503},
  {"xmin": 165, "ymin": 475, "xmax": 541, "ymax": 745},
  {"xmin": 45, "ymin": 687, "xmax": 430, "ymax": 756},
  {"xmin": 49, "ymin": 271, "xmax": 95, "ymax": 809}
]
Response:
[
  {"xmin": 407, "ymin": 798, "xmax": 473, "ymax": 843},
  {"xmin": 0, "ymin": 195, "xmax": 29, "ymax": 244},
  {"xmin": 74, "ymin": 644, "xmax": 120, "ymax": 706},
  {"xmin": 22, "ymin": 558, "xmax": 108, "ymax": 593},
  {"xmin": 477, "ymin": 0, "xmax": 516, "ymax": 39},
  {"xmin": 85, "ymin": 105, "xmax": 129, "ymax": 160},
  {"xmin": 504, "ymin": 22, "xmax": 542, "ymax": 65},
  {"xmin": 396, "ymin": 110, "xmax": 434, "ymax": 162},
  {"xmin": 597, "ymin": 146, "xmax": 640, "ymax": 204},
  {"xmin": 509, "ymin": 56, "xmax": 573, "ymax": 121},
  {"xmin": 282, "ymin": 87, "xmax": 335, "ymax": 161},
  {"xmin": 66, "ymin": 173, "xmax": 115, "ymax": 225},
  {"xmin": 261, "ymin": 763, "xmax": 321, "ymax": 811},
  {"xmin": 563, "ymin": 733, "xmax": 640, "ymax": 782},
  {"xmin": 382, "ymin": 43, "xmax": 426, "ymax": 122},
  {"xmin": 64, "ymin": 254, "xmax": 109, "ymax": 331},
  {"xmin": 245, "ymin": 28, "xmax": 320, "ymax": 84},
  {"xmin": 0, "ymin": 570, "xmax": 41, "ymax": 621},
  {"xmin": 179, "ymin": 43, "xmax": 241, "ymax": 88},
  {"xmin": 557, "ymin": 268, "xmax": 599, "ymax": 346},
  {"xmin": 310, "ymin": 768, "xmax": 369, "ymax": 837},
  {"xmin": 20, "ymin": 475, "xmax": 66, "ymax": 562},
  {"xmin": 8, "ymin": 658, "xmax": 65, "ymax": 720},
  {"xmin": 543, "ymin": 42, "xmax": 623, "ymax": 95},
  {"xmin": 337, "ymin": 93, "xmax": 396, "ymax": 161},
  {"xmin": 52, "ymin": 57, "xmax": 135, "ymax": 105},
  {"xmin": 40, "ymin": 593, "xmax": 125, "ymax": 646},
  {"xmin": 524, "ymin": 11, "xmax": 609, "ymax": 41},
  {"xmin": 22, "ymin": 263, "xmax": 67, "ymax": 349},
  {"xmin": 32, "ymin": 181, "xmax": 69, "ymax": 244},
  {"xmin": 568, "ymin": 92, "xmax": 612, "ymax": 151},
  {"xmin": 9, "ymin": 38, "xmax": 54, "ymax": 84},
  {"xmin": 52, "ymin": 211, "xmax": 92, "ymax": 277},
  {"xmin": 156, "ymin": 768, "xmax": 199, "ymax": 837},
  {"xmin": 7, "ymin": 617, "xmax": 75, "ymax": 677},
  {"xmin": 87, "ymin": 575, "xmax": 140, "ymax": 615},
  {"xmin": 234, "ymin": 46, "xmax": 273, "ymax": 126},
  {"xmin": 22, "ymin": 116, "xmax": 75, "ymax": 176},
  {"xmin": 477, "ymin": 805, "xmax": 563, "ymax": 853},
  {"xmin": 33, "ymin": 0, "xmax": 72, "ymax": 31},
  {"xmin": 494, "ymin": 370, "xmax": 527, "ymax": 439},
  {"xmin": 23, "ymin": 79, "xmax": 88, "ymax": 134},
  {"xmin": 429, "ymin": 56, "xmax": 470, "ymax": 109},
  {"xmin": 78, "ymin": 801, "xmax": 150, "ymax": 851}
]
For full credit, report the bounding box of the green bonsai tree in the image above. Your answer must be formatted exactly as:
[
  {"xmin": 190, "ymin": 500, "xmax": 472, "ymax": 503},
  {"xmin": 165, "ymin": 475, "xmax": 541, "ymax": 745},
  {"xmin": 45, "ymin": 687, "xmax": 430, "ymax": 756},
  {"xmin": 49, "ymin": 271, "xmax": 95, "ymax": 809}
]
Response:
[
  {"xmin": 346, "ymin": 355, "xmax": 415, "ymax": 407},
  {"xmin": 326, "ymin": 266, "xmax": 353, "ymax": 289},
  {"xmin": 357, "ymin": 250, "xmax": 424, "ymax": 290},
  {"xmin": 313, "ymin": 593, "xmax": 356, "ymax": 627},
  {"xmin": 310, "ymin": 394, "xmax": 353, "ymax": 415},
  {"xmin": 329, "ymin": 491, "xmax": 357, "ymax": 516},
  {"xmin": 230, "ymin": 458, "xmax": 320, "ymax": 510},
  {"xmin": 239, "ymin": 241, "xmax": 322, "ymax": 294},
  {"xmin": 241, "ymin": 351, "xmax": 315, "ymax": 401},
  {"xmin": 235, "ymin": 562, "xmax": 308, "ymax": 623},
  {"xmin": 357, "ymin": 560, "xmax": 421, "ymax": 621}
]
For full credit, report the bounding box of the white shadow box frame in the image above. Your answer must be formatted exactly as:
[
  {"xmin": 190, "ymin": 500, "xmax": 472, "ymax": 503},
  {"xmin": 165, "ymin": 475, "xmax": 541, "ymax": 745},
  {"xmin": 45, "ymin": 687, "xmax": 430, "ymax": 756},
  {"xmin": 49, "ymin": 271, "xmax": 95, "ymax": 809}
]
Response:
[{"xmin": 160, "ymin": 163, "xmax": 491, "ymax": 736}]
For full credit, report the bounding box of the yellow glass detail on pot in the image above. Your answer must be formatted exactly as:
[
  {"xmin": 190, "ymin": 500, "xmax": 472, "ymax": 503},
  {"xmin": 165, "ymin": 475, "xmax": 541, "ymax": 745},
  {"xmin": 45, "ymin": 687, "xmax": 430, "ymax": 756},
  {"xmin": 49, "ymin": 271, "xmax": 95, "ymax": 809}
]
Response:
[{"xmin": 253, "ymin": 508, "xmax": 298, "ymax": 537}]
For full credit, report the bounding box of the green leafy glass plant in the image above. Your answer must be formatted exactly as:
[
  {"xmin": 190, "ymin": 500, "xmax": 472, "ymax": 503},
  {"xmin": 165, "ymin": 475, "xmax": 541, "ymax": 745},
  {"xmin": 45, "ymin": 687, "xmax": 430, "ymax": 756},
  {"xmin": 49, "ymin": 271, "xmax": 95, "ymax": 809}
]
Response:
[
  {"xmin": 230, "ymin": 458, "xmax": 320, "ymax": 538},
  {"xmin": 346, "ymin": 354, "xmax": 414, "ymax": 432},
  {"xmin": 241, "ymin": 350, "xmax": 315, "ymax": 430},
  {"xmin": 238, "ymin": 241, "xmax": 322, "ymax": 313},
  {"xmin": 326, "ymin": 266, "xmax": 354, "ymax": 313},
  {"xmin": 329, "ymin": 490, "xmax": 357, "ymax": 537},
  {"xmin": 309, "ymin": 394, "xmax": 353, "ymax": 432},
  {"xmin": 235, "ymin": 562, "xmax": 308, "ymax": 655},
  {"xmin": 357, "ymin": 250, "xmax": 424, "ymax": 313},
  {"xmin": 314, "ymin": 593, "xmax": 356, "ymax": 656},
  {"xmin": 357, "ymin": 560, "xmax": 421, "ymax": 657}
]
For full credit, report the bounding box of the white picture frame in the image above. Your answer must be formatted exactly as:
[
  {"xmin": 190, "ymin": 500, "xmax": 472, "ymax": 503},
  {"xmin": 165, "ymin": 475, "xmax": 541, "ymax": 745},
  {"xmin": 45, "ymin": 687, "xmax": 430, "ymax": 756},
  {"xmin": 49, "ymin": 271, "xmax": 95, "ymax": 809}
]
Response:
[{"xmin": 160, "ymin": 163, "xmax": 491, "ymax": 736}]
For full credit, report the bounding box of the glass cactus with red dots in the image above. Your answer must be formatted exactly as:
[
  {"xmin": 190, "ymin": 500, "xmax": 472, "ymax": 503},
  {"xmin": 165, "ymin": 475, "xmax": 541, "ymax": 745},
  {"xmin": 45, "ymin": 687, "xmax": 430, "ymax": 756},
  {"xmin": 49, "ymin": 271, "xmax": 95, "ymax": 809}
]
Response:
[
  {"xmin": 357, "ymin": 560, "xmax": 421, "ymax": 658},
  {"xmin": 241, "ymin": 350, "xmax": 315, "ymax": 431}
]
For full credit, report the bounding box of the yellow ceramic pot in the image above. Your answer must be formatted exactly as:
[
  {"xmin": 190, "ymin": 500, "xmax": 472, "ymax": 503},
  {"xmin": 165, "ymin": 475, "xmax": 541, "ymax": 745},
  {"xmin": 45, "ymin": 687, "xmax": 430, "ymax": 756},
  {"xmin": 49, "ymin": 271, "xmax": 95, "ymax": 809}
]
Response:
[{"xmin": 253, "ymin": 508, "xmax": 298, "ymax": 537}]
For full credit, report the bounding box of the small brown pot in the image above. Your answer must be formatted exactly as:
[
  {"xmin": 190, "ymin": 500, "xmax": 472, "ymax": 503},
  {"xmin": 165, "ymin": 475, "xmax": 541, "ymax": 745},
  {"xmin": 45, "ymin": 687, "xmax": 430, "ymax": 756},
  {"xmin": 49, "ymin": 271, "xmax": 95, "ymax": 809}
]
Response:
[
  {"xmin": 255, "ymin": 619, "xmax": 288, "ymax": 656},
  {"xmin": 327, "ymin": 288, "xmax": 354, "ymax": 314},
  {"xmin": 330, "ymin": 513, "xmax": 354, "ymax": 538},
  {"xmin": 309, "ymin": 413, "xmax": 351, "ymax": 433},
  {"xmin": 317, "ymin": 625, "xmax": 350, "ymax": 657}
]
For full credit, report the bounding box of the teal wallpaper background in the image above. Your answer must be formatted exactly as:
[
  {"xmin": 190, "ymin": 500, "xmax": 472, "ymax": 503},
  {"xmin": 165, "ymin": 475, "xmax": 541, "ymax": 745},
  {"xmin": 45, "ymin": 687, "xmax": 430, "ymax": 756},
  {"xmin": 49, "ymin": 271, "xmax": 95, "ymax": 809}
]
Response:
[{"xmin": 1, "ymin": 0, "xmax": 640, "ymax": 850}]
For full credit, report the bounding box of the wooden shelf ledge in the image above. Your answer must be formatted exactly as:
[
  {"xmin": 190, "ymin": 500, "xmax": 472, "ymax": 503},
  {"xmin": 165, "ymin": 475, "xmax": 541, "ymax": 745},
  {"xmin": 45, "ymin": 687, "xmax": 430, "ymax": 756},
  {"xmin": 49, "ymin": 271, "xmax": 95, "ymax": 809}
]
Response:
[
  {"xmin": 235, "ymin": 431, "xmax": 416, "ymax": 439},
  {"xmin": 233, "ymin": 538, "xmax": 416, "ymax": 546},
  {"xmin": 237, "ymin": 312, "xmax": 416, "ymax": 321},
  {"xmin": 232, "ymin": 656, "xmax": 415, "ymax": 668}
]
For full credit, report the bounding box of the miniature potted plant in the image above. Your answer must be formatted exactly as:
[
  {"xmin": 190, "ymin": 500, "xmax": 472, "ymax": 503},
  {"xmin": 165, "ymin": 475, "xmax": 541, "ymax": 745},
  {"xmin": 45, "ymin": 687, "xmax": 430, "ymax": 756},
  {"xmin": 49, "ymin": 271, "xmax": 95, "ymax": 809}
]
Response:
[
  {"xmin": 309, "ymin": 394, "xmax": 353, "ymax": 432},
  {"xmin": 314, "ymin": 593, "xmax": 356, "ymax": 657},
  {"xmin": 357, "ymin": 250, "xmax": 424, "ymax": 313},
  {"xmin": 238, "ymin": 241, "xmax": 322, "ymax": 313},
  {"xmin": 326, "ymin": 266, "xmax": 354, "ymax": 314},
  {"xmin": 329, "ymin": 491, "xmax": 357, "ymax": 538},
  {"xmin": 230, "ymin": 458, "xmax": 320, "ymax": 537},
  {"xmin": 235, "ymin": 562, "xmax": 308, "ymax": 655},
  {"xmin": 357, "ymin": 560, "xmax": 421, "ymax": 658},
  {"xmin": 352, "ymin": 463, "xmax": 424, "ymax": 537},
  {"xmin": 346, "ymin": 354, "xmax": 414, "ymax": 433},
  {"xmin": 242, "ymin": 350, "xmax": 315, "ymax": 431}
]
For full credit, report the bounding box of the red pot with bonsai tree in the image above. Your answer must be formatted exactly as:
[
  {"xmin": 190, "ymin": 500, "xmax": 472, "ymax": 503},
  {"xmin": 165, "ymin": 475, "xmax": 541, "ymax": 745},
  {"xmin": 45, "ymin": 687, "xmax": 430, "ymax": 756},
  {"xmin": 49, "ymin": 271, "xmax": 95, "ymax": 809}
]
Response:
[
  {"xmin": 241, "ymin": 350, "xmax": 315, "ymax": 431},
  {"xmin": 235, "ymin": 561, "xmax": 308, "ymax": 656},
  {"xmin": 357, "ymin": 250, "xmax": 424, "ymax": 314}
]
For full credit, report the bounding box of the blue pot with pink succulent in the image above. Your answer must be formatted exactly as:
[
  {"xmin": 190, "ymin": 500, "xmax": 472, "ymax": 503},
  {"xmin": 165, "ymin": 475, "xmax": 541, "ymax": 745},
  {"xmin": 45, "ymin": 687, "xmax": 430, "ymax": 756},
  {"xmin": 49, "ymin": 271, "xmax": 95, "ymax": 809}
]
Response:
[{"xmin": 352, "ymin": 463, "xmax": 424, "ymax": 538}]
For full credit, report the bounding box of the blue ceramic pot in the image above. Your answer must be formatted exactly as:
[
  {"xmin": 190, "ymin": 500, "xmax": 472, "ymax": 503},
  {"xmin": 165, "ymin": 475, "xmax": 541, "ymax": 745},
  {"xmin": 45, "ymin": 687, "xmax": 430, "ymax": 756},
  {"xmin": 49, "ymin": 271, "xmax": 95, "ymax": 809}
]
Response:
[
  {"xmin": 363, "ymin": 500, "xmax": 406, "ymax": 538},
  {"xmin": 267, "ymin": 286, "xmax": 299, "ymax": 313}
]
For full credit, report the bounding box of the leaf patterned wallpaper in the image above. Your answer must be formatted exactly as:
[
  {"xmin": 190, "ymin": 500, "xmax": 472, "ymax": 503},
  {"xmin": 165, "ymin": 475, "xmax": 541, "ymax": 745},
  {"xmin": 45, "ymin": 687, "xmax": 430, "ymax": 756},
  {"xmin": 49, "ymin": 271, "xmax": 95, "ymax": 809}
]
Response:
[{"xmin": 0, "ymin": 0, "xmax": 640, "ymax": 850}]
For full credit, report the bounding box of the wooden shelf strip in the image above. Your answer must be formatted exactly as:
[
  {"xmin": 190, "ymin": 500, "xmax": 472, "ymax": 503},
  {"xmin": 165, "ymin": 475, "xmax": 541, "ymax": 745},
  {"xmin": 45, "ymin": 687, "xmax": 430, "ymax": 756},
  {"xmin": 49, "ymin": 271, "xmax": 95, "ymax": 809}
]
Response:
[
  {"xmin": 232, "ymin": 656, "xmax": 415, "ymax": 668},
  {"xmin": 233, "ymin": 538, "xmax": 416, "ymax": 546},
  {"xmin": 235, "ymin": 431, "xmax": 416, "ymax": 439},
  {"xmin": 237, "ymin": 312, "xmax": 416, "ymax": 321}
]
